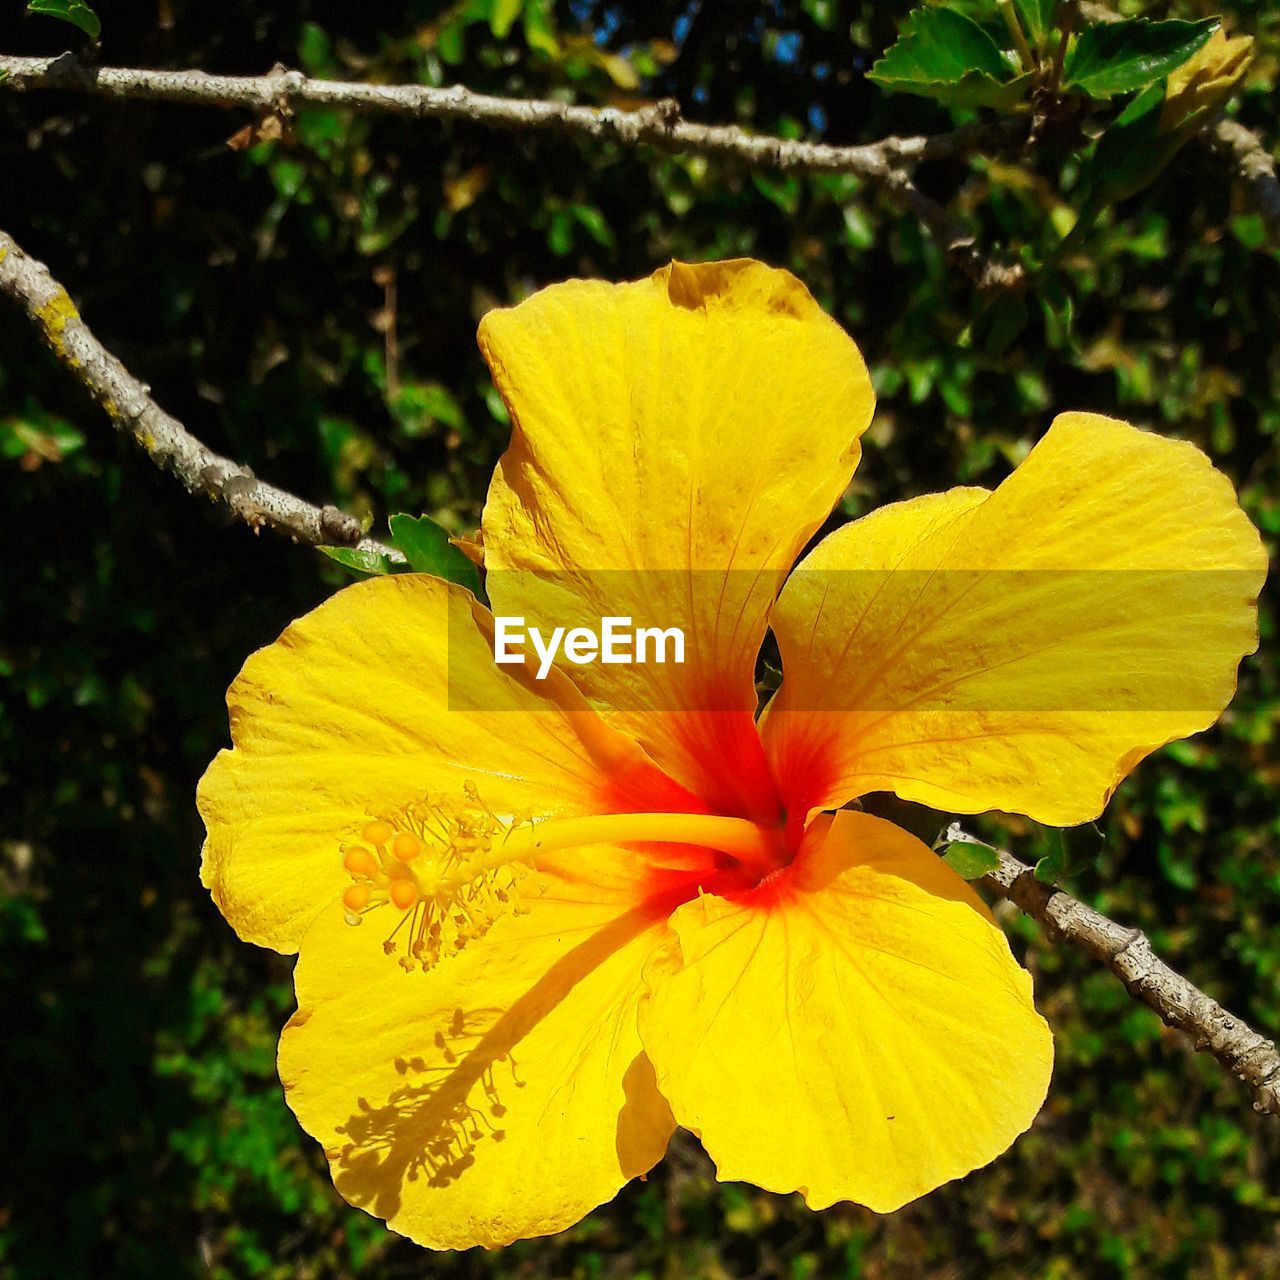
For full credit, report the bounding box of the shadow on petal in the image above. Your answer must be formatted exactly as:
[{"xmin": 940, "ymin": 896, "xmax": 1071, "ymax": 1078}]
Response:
[{"xmin": 316, "ymin": 907, "xmax": 668, "ymax": 1226}]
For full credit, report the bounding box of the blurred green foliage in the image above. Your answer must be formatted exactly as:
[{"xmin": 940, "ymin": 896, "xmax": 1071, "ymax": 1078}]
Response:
[{"xmin": 1, "ymin": 1, "xmax": 1277, "ymax": 1277}]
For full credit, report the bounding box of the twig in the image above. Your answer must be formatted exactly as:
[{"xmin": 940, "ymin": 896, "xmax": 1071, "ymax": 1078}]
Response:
[
  {"xmin": 895, "ymin": 176, "xmax": 1027, "ymax": 291},
  {"xmin": 0, "ymin": 225, "xmax": 400, "ymax": 558},
  {"xmin": 997, "ymin": 0, "xmax": 1037, "ymax": 75},
  {"xmin": 945, "ymin": 825, "xmax": 1280, "ymax": 1117},
  {"xmin": 0, "ymin": 53, "xmax": 1030, "ymax": 288},
  {"xmin": 1206, "ymin": 117, "xmax": 1280, "ymax": 242},
  {"xmin": 0, "ymin": 53, "xmax": 1022, "ymax": 182},
  {"xmin": 1048, "ymin": 0, "xmax": 1075, "ymax": 96}
]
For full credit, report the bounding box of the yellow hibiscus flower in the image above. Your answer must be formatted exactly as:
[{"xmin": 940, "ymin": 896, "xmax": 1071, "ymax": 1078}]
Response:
[{"xmin": 197, "ymin": 259, "xmax": 1266, "ymax": 1250}]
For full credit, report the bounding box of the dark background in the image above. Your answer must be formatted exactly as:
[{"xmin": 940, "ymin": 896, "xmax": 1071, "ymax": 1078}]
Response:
[{"xmin": 1, "ymin": 1, "xmax": 1277, "ymax": 1276}]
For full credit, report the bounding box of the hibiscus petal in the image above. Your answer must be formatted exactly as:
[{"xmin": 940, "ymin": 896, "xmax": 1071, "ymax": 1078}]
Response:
[
  {"xmin": 762, "ymin": 413, "xmax": 1267, "ymax": 828},
  {"xmin": 638, "ymin": 811, "xmax": 1052, "ymax": 1212},
  {"xmin": 198, "ymin": 575, "xmax": 699, "ymax": 954},
  {"xmin": 280, "ymin": 853, "xmax": 680, "ymax": 1249},
  {"xmin": 478, "ymin": 259, "xmax": 875, "ymax": 820}
]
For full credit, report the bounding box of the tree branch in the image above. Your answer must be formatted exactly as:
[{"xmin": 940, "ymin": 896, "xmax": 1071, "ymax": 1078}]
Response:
[
  {"xmin": 945, "ymin": 825, "xmax": 1280, "ymax": 1117},
  {"xmin": 0, "ymin": 52, "xmax": 1022, "ymax": 182},
  {"xmin": 1207, "ymin": 117, "xmax": 1280, "ymax": 241},
  {"xmin": 894, "ymin": 175, "xmax": 1027, "ymax": 291},
  {"xmin": 0, "ymin": 225, "xmax": 400, "ymax": 558},
  {"xmin": 0, "ymin": 52, "xmax": 1027, "ymax": 285}
]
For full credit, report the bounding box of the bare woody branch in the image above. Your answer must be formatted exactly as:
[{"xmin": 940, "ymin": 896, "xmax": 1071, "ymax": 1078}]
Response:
[
  {"xmin": 0, "ymin": 52, "xmax": 1022, "ymax": 182},
  {"xmin": 1207, "ymin": 118, "xmax": 1280, "ymax": 241},
  {"xmin": 894, "ymin": 176, "xmax": 1027, "ymax": 291},
  {"xmin": 3, "ymin": 50, "xmax": 1276, "ymax": 260},
  {"xmin": 0, "ymin": 225, "xmax": 400, "ymax": 559},
  {"xmin": 947, "ymin": 826, "xmax": 1280, "ymax": 1118}
]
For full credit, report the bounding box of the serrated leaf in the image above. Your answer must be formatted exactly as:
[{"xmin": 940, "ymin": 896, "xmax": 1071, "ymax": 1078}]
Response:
[
  {"xmin": 1063, "ymin": 17, "xmax": 1217, "ymax": 99},
  {"xmin": 880, "ymin": 67, "xmax": 1033, "ymax": 110},
  {"xmin": 27, "ymin": 0, "xmax": 101, "ymax": 38},
  {"xmin": 388, "ymin": 514, "xmax": 482, "ymax": 596},
  {"xmin": 939, "ymin": 838, "xmax": 1002, "ymax": 880},
  {"xmin": 1013, "ymin": 0, "xmax": 1057, "ymax": 49},
  {"xmin": 319, "ymin": 545, "xmax": 401, "ymax": 576},
  {"xmin": 868, "ymin": 7, "xmax": 1026, "ymax": 108}
]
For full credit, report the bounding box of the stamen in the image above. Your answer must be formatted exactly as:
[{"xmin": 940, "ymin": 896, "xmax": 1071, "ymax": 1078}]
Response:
[
  {"xmin": 362, "ymin": 820, "xmax": 394, "ymax": 847},
  {"xmin": 389, "ymin": 878, "xmax": 419, "ymax": 910},
  {"xmin": 337, "ymin": 788, "xmax": 785, "ymax": 973},
  {"xmin": 392, "ymin": 832, "xmax": 421, "ymax": 862},
  {"xmin": 343, "ymin": 846, "xmax": 378, "ymax": 877}
]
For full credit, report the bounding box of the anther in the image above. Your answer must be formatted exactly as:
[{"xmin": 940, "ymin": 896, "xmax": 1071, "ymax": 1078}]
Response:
[
  {"xmin": 392, "ymin": 832, "xmax": 421, "ymax": 862},
  {"xmin": 343, "ymin": 846, "xmax": 378, "ymax": 877},
  {"xmin": 389, "ymin": 879, "xmax": 420, "ymax": 910},
  {"xmin": 343, "ymin": 884, "xmax": 370, "ymax": 911},
  {"xmin": 362, "ymin": 820, "xmax": 394, "ymax": 846}
]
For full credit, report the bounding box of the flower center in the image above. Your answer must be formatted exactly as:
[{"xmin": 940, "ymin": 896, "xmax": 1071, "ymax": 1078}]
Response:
[{"xmin": 338, "ymin": 785, "xmax": 787, "ymax": 971}]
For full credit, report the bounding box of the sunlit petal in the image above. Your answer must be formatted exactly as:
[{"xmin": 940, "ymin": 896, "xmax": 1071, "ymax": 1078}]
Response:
[
  {"xmin": 281, "ymin": 851, "xmax": 682, "ymax": 1249},
  {"xmin": 763, "ymin": 413, "xmax": 1267, "ymax": 828},
  {"xmin": 479, "ymin": 259, "xmax": 874, "ymax": 819},
  {"xmin": 198, "ymin": 575, "xmax": 700, "ymax": 953},
  {"xmin": 639, "ymin": 812, "xmax": 1052, "ymax": 1212}
]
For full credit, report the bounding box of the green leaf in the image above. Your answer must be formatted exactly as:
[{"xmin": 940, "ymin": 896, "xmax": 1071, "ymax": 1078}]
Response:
[
  {"xmin": 938, "ymin": 835, "xmax": 1001, "ymax": 880},
  {"xmin": 488, "ymin": 0, "xmax": 523, "ymax": 39},
  {"xmin": 319, "ymin": 545, "xmax": 401, "ymax": 577},
  {"xmin": 1034, "ymin": 825, "xmax": 1104, "ymax": 883},
  {"xmin": 1063, "ymin": 17, "xmax": 1217, "ymax": 99},
  {"xmin": 868, "ymin": 7, "xmax": 1029, "ymax": 109},
  {"xmin": 1037, "ymin": 270, "xmax": 1075, "ymax": 349},
  {"xmin": 969, "ymin": 290, "xmax": 1031, "ymax": 357},
  {"xmin": 1083, "ymin": 84, "xmax": 1183, "ymax": 207},
  {"xmin": 1033, "ymin": 848, "xmax": 1066, "ymax": 883},
  {"xmin": 571, "ymin": 202, "xmax": 615, "ymax": 249},
  {"xmin": 1013, "ymin": 0, "xmax": 1057, "ymax": 49},
  {"xmin": 388, "ymin": 514, "xmax": 482, "ymax": 596},
  {"xmin": 390, "ymin": 381, "xmax": 465, "ymax": 437},
  {"xmin": 27, "ymin": 0, "xmax": 101, "ymax": 38},
  {"xmin": 522, "ymin": 0, "xmax": 560, "ymax": 56}
]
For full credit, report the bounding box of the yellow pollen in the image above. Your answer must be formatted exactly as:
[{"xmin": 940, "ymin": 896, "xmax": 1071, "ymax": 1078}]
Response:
[
  {"xmin": 343, "ymin": 883, "xmax": 370, "ymax": 911},
  {"xmin": 363, "ymin": 820, "xmax": 394, "ymax": 846},
  {"xmin": 389, "ymin": 879, "xmax": 419, "ymax": 910},
  {"xmin": 343, "ymin": 846, "xmax": 378, "ymax": 877},
  {"xmin": 392, "ymin": 832, "xmax": 421, "ymax": 862}
]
